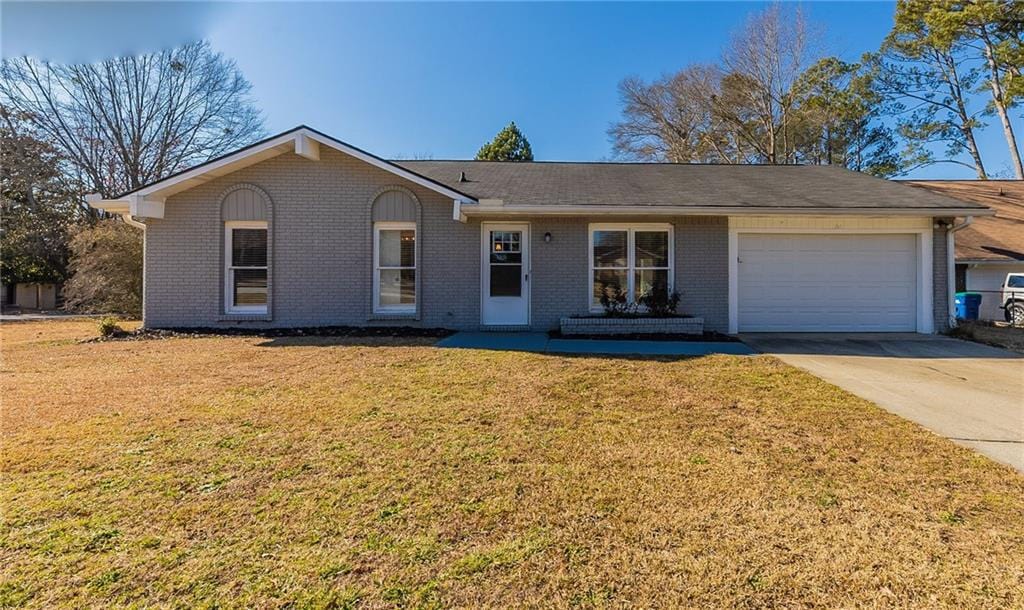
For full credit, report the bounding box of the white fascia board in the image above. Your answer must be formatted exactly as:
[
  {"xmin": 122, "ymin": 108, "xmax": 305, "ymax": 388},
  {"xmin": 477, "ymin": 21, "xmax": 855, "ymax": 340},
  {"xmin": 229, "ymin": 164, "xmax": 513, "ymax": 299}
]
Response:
[
  {"xmin": 459, "ymin": 205, "xmax": 996, "ymax": 217},
  {"xmin": 128, "ymin": 127, "xmax": 476, "ymax": 205},
  {"xmin": 85, "ymin": 193, "xmax": 129, "ymax": 214},
  {"xmin": 85, "ymin": 193, "xmax": 164, "ymax": 218},
  {"xmin": 135, "ymin": 131, "xmax": 300, "ymax": 199}
]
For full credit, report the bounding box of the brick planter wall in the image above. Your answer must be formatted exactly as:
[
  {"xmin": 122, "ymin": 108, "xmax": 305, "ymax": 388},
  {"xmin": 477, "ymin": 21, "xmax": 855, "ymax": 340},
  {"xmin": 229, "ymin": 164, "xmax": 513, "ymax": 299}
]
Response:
[{"xmin": 560, "ymin": 316, "xmax": 704, "ymax": 335}]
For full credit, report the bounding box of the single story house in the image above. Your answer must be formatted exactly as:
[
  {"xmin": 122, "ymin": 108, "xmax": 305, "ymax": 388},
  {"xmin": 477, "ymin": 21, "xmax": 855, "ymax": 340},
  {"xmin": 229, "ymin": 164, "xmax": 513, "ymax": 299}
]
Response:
[
  {"xmin": 87, "ymin": 126, "xmax": 992, "ymax": 334},
  {"xmin": 904, "ymin": 180, "xmax": 1024, "ymax": 322}
]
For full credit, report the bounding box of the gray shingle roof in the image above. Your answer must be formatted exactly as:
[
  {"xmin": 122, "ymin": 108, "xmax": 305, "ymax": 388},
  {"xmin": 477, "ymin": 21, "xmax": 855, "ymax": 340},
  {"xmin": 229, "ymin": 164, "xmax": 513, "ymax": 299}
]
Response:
[{"xmin": 395, "ymin": 161, "xmax": 991, "ymax": 211}]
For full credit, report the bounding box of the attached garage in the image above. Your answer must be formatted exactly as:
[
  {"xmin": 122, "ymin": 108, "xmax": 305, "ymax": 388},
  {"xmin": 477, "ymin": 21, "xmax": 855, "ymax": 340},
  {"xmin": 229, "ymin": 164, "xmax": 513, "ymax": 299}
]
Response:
[{"xmin": 728, "ymin": 218, "xmax": 935, "ymax": 334}]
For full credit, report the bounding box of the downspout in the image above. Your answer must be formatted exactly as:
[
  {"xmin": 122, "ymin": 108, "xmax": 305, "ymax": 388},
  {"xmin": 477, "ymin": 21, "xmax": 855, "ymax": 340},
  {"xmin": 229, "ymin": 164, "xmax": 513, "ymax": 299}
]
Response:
[
  {"xmin": 121, "ymin": 214, "xmax": 146, "ymax": 230},
  {"xmin": 946, "ymin": 216, "xmax": 973, "ymax": 329}
]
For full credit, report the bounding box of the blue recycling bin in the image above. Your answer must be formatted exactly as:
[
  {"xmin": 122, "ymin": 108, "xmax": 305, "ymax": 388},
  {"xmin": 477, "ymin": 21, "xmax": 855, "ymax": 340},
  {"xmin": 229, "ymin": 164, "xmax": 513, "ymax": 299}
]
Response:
[{"xmin": 954, "ymin": 292, "xmax": 982, "ymax": 320}]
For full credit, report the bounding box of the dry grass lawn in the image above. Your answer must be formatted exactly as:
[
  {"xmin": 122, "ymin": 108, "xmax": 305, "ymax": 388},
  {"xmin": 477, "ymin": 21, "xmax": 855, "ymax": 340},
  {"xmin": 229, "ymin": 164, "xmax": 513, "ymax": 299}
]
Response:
[{"xmin": 2, "ymin": 319, "xmax": 1023, "ymax": 609}]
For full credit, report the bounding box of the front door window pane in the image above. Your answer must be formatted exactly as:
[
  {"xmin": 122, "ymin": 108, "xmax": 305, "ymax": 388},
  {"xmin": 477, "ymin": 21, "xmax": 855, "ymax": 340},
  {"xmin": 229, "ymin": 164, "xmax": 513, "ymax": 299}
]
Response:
[
  {"xmin": 490, "ymin": 265, "xmax": 521, "ymax": 297},
  {"xmin": 490, "ymin": 231, "xmax": 522, "ymax": 297}
]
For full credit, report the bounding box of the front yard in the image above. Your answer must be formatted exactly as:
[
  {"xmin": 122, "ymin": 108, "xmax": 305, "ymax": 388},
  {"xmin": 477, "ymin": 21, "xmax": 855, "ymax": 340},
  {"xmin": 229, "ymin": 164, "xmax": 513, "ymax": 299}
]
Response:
[{"xmin": 2, "ymin": 320, "xmax": 1023, "ymax": 608}]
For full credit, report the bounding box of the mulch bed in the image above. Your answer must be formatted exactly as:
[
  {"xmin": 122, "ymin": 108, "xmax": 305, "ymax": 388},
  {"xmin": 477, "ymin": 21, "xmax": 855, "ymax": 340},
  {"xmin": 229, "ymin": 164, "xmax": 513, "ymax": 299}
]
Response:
[
  {"xmin": 85, "ymin": 325, "xmax": 455, "ymax": 343},
  {"xmin": 547, "ymin": 329, "xmax": 740, "ymax": 342}
]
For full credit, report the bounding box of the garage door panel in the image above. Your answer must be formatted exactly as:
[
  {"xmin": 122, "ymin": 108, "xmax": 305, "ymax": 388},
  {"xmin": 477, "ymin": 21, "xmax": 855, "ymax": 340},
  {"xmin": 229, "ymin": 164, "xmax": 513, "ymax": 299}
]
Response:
[{"xmin": 738, "ymin": 234, "xmax": 917, "ymax": 332}]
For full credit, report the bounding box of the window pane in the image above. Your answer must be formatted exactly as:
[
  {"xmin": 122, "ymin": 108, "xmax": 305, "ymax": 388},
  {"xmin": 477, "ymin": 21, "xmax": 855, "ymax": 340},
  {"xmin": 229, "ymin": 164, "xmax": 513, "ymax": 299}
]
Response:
[
  {"xmin": 379, "ymin": 269, "xmax": 416, "ymax": 305},
  {"xmin": 232, "ymin": 229, "xmax": 267, "ymax": 267},
  {"xmin": 593, "ymin": 269, "xmax": 628, "ymax": 304},
  {"xmin": 490, "ymin": 251, "xmax": 522, "ymax": 264},
  {"xmin": 233, "ymin": 269, "xmax": 267, "ymax": 305},
  {"xmin": 490, "ymin": 265, "xmax": 521, "ymax": 297},
  {"xmin": 635, "ymin": 231, "xmax": 668, "ymax": 268},
  {"xmin": 593, "ymin": 231, "xmax": 627, "ymax": 267},
  {"xmin": 379, "ymin": 229, "xmax": 415, "ymax": 267},
  {"xmin": 635, "ymin": 269, "xmax": 670, "ymax": 299}
]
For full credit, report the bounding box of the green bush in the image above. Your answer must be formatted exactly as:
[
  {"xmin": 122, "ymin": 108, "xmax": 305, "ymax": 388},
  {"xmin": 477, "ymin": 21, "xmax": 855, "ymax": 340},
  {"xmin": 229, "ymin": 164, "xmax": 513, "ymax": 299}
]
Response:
[{"xmin": 97, "ymin": 316, "xmax": 123, "ymax": 337}]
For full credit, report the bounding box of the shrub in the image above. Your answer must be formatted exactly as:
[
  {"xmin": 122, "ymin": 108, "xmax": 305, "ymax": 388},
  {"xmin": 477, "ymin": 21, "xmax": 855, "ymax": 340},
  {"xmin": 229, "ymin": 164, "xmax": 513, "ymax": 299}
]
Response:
[
  {"xmin": 638, "ymin": 286, "xmax": 681, "ymax": 317},
  {"xmin": 63, "ymin": 219, "xmax": 143, "ymax": 316},
  {"xmin": 598, "ymin": 283, "xmax": 636, "ymax": 317},
  {"xmin": 97, "ymin": 316, "xmax": 124, "ymax": 337}
]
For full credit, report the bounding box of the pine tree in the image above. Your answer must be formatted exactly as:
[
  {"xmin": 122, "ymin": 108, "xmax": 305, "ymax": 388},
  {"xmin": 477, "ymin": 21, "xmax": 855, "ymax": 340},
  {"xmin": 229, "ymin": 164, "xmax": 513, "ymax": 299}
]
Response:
[{"xmin": 475, "ymin": 122, "xmax": 534, "ymax": 161}]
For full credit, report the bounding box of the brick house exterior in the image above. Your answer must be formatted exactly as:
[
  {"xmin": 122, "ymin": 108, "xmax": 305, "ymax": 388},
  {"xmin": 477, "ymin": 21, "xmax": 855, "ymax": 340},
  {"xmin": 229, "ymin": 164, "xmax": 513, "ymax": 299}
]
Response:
[{"xmin": 88, "ymin": 126, "xmax": 990, "ymax": 334}]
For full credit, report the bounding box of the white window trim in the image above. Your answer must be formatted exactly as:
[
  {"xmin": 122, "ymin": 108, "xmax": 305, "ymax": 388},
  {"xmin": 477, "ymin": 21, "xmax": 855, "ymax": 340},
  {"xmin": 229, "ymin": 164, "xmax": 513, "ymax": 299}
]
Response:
[
  {"xmin": 373, "ymin": 221, "xmax": 417, "ymax": 314},
  {"xmin": 224, "ymin": 220, "xmax": 269, "ymax": 314},
  {"xmin": 588, "ymin": 223, "xmax": 674, "ymax": 312}
]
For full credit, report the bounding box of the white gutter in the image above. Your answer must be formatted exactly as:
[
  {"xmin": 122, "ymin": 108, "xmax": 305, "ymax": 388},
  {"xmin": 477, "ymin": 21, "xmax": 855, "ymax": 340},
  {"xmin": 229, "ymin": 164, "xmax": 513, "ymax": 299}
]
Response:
[
  {"xmin": 946, "ymin": 216, "xmax": 974, "ymax": 329},
  {"xmin": 85, "ymin": 193, "xmax": 146, "ymax": 228}
]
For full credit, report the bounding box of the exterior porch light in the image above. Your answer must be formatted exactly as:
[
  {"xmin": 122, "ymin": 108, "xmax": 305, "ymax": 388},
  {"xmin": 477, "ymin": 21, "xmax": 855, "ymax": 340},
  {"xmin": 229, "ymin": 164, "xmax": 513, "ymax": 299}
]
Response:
[{"xmin": 544, "ymin": 232, "xmax": 552, "ymax": 243}]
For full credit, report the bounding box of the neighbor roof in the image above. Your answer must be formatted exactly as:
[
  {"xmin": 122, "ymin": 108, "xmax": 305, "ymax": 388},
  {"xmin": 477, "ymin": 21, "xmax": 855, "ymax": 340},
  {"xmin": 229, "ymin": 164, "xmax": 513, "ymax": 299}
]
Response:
[
  {"xmin": 903, "ymin": 180, "xmax": 1024, "ymax": 262},
  {"xmin": 397, "ymin": 160, "xmax": 992, "ymax": 214}
]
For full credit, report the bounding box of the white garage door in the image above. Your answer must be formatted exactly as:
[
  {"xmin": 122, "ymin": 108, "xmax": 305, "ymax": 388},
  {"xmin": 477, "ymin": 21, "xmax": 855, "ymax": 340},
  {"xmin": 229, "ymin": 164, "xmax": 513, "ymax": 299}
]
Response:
[{"xmin": 738, "ymin": 233, "xmax": 917, "ymax": 332}]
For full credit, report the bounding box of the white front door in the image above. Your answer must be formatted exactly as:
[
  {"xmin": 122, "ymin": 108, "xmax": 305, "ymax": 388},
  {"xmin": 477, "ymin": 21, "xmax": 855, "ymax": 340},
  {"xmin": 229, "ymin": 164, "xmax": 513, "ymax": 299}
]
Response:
[{"xmin": 482, "ymin": 223, "xmax": 530, "ymax": 326}]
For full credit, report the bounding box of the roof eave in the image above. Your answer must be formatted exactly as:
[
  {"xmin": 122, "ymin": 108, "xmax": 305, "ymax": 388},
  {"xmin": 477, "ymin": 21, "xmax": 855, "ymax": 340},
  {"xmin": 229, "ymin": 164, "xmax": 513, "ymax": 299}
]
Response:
[{"xmin": 459, "ymin": 204, "xmax": 996, "ymax": 217}]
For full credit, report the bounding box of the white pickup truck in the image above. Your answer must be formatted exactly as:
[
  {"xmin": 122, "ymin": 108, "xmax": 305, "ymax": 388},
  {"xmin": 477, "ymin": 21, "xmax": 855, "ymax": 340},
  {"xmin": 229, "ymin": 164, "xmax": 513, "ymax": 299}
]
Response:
[{"xmin": 1002, "ymin": 273, "xmax": 1024, "ymax": 325}]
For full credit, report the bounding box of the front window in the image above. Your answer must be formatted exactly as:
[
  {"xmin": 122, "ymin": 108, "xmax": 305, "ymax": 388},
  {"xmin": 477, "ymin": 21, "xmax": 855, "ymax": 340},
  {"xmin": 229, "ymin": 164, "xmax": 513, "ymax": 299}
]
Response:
[
  {"xmin": 374, "ymin": 222, "xmax": 416, "ymax": 313},
  {"xmin": 590, "ymin": 224, "xmax": 672, "ymax": 309},
  {"xmin": 225, "ymin": 221, "xmax": 268, "ymax": 314}
]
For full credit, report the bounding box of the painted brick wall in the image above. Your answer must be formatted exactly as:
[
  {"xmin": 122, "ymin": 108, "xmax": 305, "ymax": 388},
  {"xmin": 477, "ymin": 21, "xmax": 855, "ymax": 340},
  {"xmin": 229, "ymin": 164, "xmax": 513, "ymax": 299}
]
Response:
[
  {"xmin": 143, "ymin": 151, "xmax": 731, "ymax": 331},
  {"xmin": 933, "ymin": 223, "xmax": 950, "ymax": 332},
  {"xmin": 145, "ymin": 148, "xmax": 481, "ymax": 329}
]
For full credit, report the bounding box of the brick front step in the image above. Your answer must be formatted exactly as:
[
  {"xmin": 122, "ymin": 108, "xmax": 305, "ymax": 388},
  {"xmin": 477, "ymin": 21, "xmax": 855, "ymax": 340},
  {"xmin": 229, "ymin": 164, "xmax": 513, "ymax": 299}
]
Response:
[{"xmin": 560, "ymin": 316, "xmax": 705, "ymax": 335}]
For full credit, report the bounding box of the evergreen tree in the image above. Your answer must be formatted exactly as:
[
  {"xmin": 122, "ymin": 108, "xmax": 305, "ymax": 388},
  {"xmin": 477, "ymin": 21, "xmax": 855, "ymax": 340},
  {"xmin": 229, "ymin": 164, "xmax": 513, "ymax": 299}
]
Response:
[{"xmin": 476, "ymin": 122, "xmax": 534, "ymax": 161}]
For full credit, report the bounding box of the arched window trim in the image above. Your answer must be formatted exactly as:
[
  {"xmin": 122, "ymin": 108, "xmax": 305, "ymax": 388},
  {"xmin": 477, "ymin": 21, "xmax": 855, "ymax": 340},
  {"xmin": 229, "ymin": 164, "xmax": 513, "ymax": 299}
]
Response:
[
  {"xmin": 219, "ymin": 183, "xmax": 274, "ymax": 319},
  {"xmin": 368, "ymin": 187, "xmax": 422, "ymax": 319}
]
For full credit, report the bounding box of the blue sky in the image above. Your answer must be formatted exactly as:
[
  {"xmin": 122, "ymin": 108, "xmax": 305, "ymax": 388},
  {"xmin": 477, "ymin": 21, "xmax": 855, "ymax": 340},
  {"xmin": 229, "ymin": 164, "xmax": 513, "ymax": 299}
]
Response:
[{"xmin": 2, "ymin": 1, "xmax": 1019, "ymax": 178}]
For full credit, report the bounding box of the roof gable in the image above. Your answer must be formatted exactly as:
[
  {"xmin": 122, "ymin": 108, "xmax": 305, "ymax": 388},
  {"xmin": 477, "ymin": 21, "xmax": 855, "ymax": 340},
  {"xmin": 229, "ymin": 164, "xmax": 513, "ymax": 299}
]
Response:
[{"xmin": 87, "ymin": 126, "xmax": 476, "ymax": 218}]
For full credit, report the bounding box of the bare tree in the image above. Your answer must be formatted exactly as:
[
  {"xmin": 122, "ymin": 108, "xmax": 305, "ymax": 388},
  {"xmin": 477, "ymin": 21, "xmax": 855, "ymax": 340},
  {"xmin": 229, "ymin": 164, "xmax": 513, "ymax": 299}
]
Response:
[
  {"xmin": 0, "ymin": 40, "xmax": 265, "ymax": 197},
  {"xmin": 610, "ymin": 4, "xmax": 820, "ymax": 165},
  {"xmin": 609, "ymin": 66, "xmax": 740, "ymax": 163},
  {"xmin": 719, "ymin": 3, "xmax": 816, "ymax": 164}
]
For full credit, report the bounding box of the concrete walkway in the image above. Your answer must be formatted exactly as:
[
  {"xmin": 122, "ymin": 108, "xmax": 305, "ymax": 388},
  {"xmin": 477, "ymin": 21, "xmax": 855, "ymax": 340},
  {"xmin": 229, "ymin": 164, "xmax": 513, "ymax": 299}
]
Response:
[
  {"xmin": 742, "ymin": 333, "xmax": 1024, "ymax": 472},
  {"xmin": 436, "ymin": 332, "xmax": 755, "ymax": 357}
]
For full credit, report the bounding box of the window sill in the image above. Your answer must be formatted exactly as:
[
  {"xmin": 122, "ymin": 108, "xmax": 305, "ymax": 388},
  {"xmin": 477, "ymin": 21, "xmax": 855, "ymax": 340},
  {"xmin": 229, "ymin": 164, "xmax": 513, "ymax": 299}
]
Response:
[
  {"xmin": 368, "ymin": 312, "xmax": 419, "ymax": 321},
  {"xmin": 218, "ymin": 313, "xmax": 272, "ymax": 322}
]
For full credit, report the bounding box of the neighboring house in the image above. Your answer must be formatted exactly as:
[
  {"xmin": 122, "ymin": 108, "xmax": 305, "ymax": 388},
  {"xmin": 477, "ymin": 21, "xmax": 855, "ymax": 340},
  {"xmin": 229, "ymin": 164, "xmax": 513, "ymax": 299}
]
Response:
[
  {"xmin": 905, "ymin": 181, "xmax": 1024, "ymax": 322},
  {"xmin": 87, "ymin": 126, "xmax": 991, "ymax": 334}
]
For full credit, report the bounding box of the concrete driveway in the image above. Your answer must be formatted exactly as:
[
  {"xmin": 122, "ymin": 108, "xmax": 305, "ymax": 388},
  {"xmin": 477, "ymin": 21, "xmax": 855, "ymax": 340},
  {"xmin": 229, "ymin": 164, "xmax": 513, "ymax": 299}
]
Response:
[{"xmin": 742, "ymin": 334, "xmax": 1024, "ymax": 472}]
